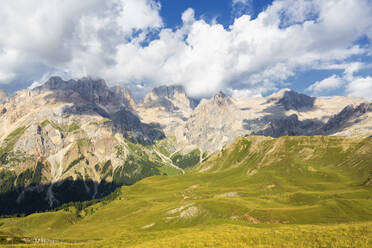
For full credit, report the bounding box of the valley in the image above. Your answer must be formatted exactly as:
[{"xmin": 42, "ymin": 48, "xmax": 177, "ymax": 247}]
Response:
[{"xmin": 0, "ymin": 135, "xmax": 371, "ymax": 247}]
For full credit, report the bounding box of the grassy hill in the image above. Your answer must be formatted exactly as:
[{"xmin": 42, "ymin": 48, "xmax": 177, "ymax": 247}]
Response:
[{"xmin": 0, "ymin": 136, "xmax": 372, "ymax": 247}]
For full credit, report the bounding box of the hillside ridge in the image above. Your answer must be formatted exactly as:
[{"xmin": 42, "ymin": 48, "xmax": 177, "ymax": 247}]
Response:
[{"xmin": 0, "ymin": 135, "xmax": 371, "ymax": 247}]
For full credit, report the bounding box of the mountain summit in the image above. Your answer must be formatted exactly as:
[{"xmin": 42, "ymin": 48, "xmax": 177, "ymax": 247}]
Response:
[
  {"xmin": 267, "ymin": 88, "xmax": 316, "ymax": 110},
  {"xmin": 142, "ymin": 85, "xmax": 193, "ymax": 111},
  {"xmin": 213, "ymin": 91, "xmax": 231, "ymax": 106}
]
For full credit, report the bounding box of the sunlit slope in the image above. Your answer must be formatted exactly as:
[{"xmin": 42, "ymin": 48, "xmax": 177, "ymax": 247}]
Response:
[{"xmin": 0, "ymin": 136, "xmax": 372, "ymax": 247}]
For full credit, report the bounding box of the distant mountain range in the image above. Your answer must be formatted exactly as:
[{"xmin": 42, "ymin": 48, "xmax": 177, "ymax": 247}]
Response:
[{"xmin": 0, "ymin": 76, "xmax": 371, "ymax": 214}]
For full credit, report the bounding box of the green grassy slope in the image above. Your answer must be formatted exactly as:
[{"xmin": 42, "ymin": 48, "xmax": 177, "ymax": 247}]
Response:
[{"xmin": 0, "ymin": 136, "xmax": 372, "ymax": 247}]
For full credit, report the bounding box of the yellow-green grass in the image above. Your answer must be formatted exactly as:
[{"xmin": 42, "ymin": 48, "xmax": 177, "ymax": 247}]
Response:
[
  {"xmin": 2, "ymin": 222, "xmax": 371, "ymax": 247},
  {"xmin": 1, "ymin": 136, "xmax": 372, "ymax": 247}
]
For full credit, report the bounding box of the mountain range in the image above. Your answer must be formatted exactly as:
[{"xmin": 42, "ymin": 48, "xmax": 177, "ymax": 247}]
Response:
[{"xmin": 0, "ymin": 76, "xmax": 372, "ymax": 214}]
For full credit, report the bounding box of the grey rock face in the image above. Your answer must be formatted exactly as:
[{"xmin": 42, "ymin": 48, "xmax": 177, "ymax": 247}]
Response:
[
  {"xmin": 267, "ymin": 89, "xmax": 315, "ymax": 110},
  {"xmin": 151, "ymin": 85, "xmax": 186, "ymax": 98},
  {"xmin": 248, "ymin": 101, "xmax": 372, "ymax": 138},
  {"xmin": 136, "ymin": 85, "xmax": 199, "ymax": 135},
  {"xmin": 33, "ymin": 76, "xmax": 164, "ymax": 145},
  {"xmin": 142, "ymin": 85, "xmax": 198, "ymax": 111},
  {"xmin": 0, "ymin": 77, "xmax": 172, "ymax": 214},
  {"xmin": 37, "ymin": 76, "xmax": 111, "ymax": 105},
  {"xmin": 213, "ymin": 91, "xmax": 231, "ymax": 106},
  {"xmin": 111, "ymin": 85, "xmax": 136, "ymax": 110},
  {"xmin": 182, "ymin": 92, "xmax": 243, "ymax": 152},
  {"xmin": 73, "ymin": 77, "xmax": 111, "ymax": 105},
  {"xmin": 38, "ymin": 76, "xmax": 70, "ymax": 90},
  {"xmin": 250, "ymin": 115, "xmax": 321, "ymax": 137},
  {"xmin": 321, "ymin": 103, "xmax": 372, "ymax": 133},
  {"xmin": 14, "ymin": 124, "xmax": 63, "ymax": 157}
]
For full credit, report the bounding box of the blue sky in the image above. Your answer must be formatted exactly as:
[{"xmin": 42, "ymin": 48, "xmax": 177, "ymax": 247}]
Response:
[
  {"xmin": 160, "ymin": 0, "xmax": 274, "ymax": 28},
  {"xmin": 0, "ymin": 0, "xmax": 371, "ymax": 99}
]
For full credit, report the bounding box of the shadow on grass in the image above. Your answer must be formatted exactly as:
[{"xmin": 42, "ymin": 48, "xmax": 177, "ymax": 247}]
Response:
[{"xmin": 0, "ymin": 179, "xmax": 121, "ymax": 217}]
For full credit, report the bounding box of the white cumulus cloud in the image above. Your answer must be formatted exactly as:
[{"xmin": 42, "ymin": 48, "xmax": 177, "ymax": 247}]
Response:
[
  {"xmin": 346, "ymin": 77, "xmax": 372, "ymax": 99},
  {"xmin": 0, "ymin": 0, "xmax": 162, "ymax": 85},
  {"xmin": 306, "ymin": 75, "xmax": 344, "ymax": 94},
  {"xmin": 0, "ymin": 0, "xmax": 372, "ymax": 99}
]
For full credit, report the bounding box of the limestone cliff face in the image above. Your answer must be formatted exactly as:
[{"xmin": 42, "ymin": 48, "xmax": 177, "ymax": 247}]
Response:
[
  {"xmin": 321, "ymin": 102, "xmax": 372, "ymax": 137},
  {"xmin": 110, "ymin": 85, "xmax": 136, "ymax": 110},
  {"xmin": 266, "ymin": 88, "xmax": 316, "ymax": 110},
  {"xmin": 0, "ymin": 77, "xmax": 166, "ymax": 211},
  {"xmin": 1, "ymin": 78, "xmax": 370, "ymax": 168},
  {"xmin": 156, "ymin": 89, "xmax": 370, "ymax": 153},
  {"xmin": 143, "ymin": 85, "xmax": 193, "ymax": 110},
  {"xmin": 180, "ymin": 92, "xmax": 245, "ymax": 152},
  {"xmin": 136, "ymin": 85, "xmax": 199, "ymax": 141}
]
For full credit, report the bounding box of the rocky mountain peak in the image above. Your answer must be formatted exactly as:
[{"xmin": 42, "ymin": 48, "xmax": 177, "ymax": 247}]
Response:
[
  {"xmin": 111, "ymin": 85, "xmax": 136, "ymax": 109},
  {"xmin": 270, "ymin": 88, "xmax": 291, "ymax": 98},
  {"xmin": 215, "ymin": 91, "xmax": 227, "ymax": 98},
  {"xmin": 73, "ymin": 77, "xmax": 111, "ymax": 104},
  {"xmin": 35, "ymin": 76, "xmax": 113, "ymax": 106},
  {"xmin": 36, "ymin": 76, "xmax": 139, "ymax": 111},
  {"xmin": 111, "ymin": 85, "xmax": 132, "ymax": 96},
  {"xmin": 322, "ymin": 102, "xmax": 372, "ymax": 133},
  {"xmin": 76, "ymin": 77, "xmax": 109, "ymax": 90},
  {"xmin": 142, "ymin": 85, "xmax": 194, "ymax": 111},
  {"xmin": 37, "ymin": 76, "xmax": 108, "ymax": 92},
  {"xmin": 39, "ymin": 76, "xmax": 70, "ymax": 90},
  {"xmin": 151, "ymin": 85, "xmax": 186, "ymax": 99},
  {"xmin": 267, "ymin": 88, "xmax": 315, "ymax": 110},
  {"xmin": 213, "ymin": 91, "xmax": 231, "ymax": 106}
]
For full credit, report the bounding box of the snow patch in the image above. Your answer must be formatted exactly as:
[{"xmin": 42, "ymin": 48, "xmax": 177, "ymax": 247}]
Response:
[
  {"xmin": 141, "ymin": 223, "xmax": 155, "ymax": 229},
  {"xmin": 167, "ymin": 203, "xmax": 200, "ymax": 219},
  {"xmin": 168, "ymin": 203, "xmax": 195, "ymax": 215},
  {"xmin": 214, "ymin": 192, "xmax": 239, "ymax": 198},
  {"xmin": 199, "ymin": 165, "xmax": 213, "ymax": 172},
  {"xmin": 180, "ymin": 206, "xmax": 199, "ymax": 218}
]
